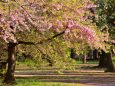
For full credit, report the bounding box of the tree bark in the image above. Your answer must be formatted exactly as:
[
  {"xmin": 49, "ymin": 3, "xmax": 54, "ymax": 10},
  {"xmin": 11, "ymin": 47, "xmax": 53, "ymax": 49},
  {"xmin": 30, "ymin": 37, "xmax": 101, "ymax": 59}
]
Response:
[
  {"xmin": 105, "ymin": 52, "xmax": 115, "ymax": 72},
  {"xmin": 3, "ymin": 43, "xmax": 16, "ymax": 84},
  {"xmin": 98, "ymin": 50, "xmax": 108, "ymax": 68},
  {"xmin": 98, "ymin": 50, "xmax": 115, "ymax": 72}
]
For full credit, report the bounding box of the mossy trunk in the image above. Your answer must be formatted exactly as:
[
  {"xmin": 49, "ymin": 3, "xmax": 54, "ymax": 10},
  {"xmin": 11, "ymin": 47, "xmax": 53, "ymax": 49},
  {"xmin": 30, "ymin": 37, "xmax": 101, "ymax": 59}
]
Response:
[{"xmin": 3, "ymin": 43, "xmax": 16, "ymax": 84}]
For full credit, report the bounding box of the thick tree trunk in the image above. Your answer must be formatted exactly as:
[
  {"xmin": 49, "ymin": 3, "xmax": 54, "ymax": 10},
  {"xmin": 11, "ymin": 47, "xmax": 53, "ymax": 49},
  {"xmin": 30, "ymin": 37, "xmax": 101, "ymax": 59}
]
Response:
[
  {"xmin": 98, "ymin": 50, "xmax": 115, "ymax": 72},
  {"xmin": 98, "ymin": 50, "xmax": 108, "ymax": 68},
  {"xmin": 105, "ymin": 52, "xmax": 115, "ymax": 72},
  {"xmin": 3, "ymin": 43, "xmax": 16, "ymax": 84}
]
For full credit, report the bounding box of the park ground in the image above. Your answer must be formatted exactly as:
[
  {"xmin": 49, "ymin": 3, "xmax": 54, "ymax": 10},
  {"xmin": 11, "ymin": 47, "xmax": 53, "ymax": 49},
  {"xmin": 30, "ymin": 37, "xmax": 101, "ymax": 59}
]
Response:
[
  {"xmin": 1, "ymin": 62, "xmax": 115, "ymax": 86},
  {"xmin": 1, "ymin": 57, "xmax": 115, "ymax": 86}
]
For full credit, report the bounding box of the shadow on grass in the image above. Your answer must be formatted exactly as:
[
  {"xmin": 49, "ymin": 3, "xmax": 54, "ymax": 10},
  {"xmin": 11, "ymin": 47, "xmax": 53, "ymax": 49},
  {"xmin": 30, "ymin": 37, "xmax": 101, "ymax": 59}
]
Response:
[
  {"xmin": 80, "ymin": 65, "xmax": 105, "ymax": 70},
  {"xmin": 1, "ymin": 73, "xmax": 115, "ymax": 86}
]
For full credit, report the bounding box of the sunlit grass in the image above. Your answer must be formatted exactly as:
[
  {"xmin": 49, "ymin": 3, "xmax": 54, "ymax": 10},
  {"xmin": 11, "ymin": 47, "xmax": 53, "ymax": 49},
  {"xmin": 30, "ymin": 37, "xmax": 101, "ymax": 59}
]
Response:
[
  {"xmin": 0, "ymin": 78, "xmax": 86, "ymax": 86},
  {"xmin": 16, "ymin": 79, "xmax": 86, "ymax": 86}
]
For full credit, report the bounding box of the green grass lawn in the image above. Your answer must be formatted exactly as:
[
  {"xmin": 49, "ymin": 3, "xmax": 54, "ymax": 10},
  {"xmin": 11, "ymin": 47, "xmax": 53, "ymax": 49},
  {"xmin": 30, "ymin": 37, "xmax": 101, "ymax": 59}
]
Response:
[
  {"xmin": 76, "ymin": 60, "xmax": 99, "ymax": 64},
  {"xmin": 77, "ymin": 56, "xmax": 115, "ymax": 64},
  {"xmin": 16, "ymin": 79, "xmax": 86, "ymax": 86},
  {"xmin": 0, "ymin": 78, "xmax": 87, "ymax": 86}
]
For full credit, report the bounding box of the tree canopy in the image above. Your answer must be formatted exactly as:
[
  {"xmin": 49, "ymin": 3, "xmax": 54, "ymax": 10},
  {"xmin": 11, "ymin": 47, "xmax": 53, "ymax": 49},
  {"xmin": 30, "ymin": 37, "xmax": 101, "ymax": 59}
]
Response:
[{"xmin": 0, "ymin": 0, "xmax": 105, "ymax": 49}]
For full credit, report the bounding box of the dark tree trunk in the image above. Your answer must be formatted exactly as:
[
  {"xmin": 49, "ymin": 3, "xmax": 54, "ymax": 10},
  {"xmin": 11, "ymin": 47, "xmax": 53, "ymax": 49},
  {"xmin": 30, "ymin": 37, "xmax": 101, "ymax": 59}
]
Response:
[
  {"xmin": 98, "ymin": 50, "xmax": 108, "ymax": 68},
  {"xmin": 105, "ymin": 52, "xmax": 115, "ymax": 72},
  {"xmin": 3, "ymin": 43, "xmax": 16, "ymax": 84},
  {"xmin": 98, "ymin": 50, "xmax": 115, "ymax": 72},
  {"xmin": 93, "ymin": 49, "xmax": 99, "ymax": 60},
  {"xmin": 70, "ymin": 48, "xmax": 77, "ymax": 60}
]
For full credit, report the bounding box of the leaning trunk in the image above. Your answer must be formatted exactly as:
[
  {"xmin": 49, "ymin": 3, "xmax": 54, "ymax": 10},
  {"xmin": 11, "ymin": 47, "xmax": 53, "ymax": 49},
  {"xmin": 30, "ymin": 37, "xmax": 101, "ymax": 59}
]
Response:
[{"xmin": 3, "ymin": 43, "xmax": 16, "ymax": 84}]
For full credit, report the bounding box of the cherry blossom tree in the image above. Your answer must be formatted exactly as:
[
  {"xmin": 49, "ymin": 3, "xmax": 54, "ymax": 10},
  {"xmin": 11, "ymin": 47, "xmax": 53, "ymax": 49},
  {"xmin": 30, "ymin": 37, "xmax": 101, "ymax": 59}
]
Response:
[{"xmin": 0, "ymin": 0, "xmax": 104, "ymax": 84}]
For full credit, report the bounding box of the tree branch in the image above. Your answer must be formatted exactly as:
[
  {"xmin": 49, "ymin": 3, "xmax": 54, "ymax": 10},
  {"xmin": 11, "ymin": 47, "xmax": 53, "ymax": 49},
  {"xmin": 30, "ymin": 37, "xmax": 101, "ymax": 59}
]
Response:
[
  {"xmin": 17, "ymin": 31, "xmax": 65, "ymax": 45},
  {"xmin": 104, "ymin": 40, "xmax": 115, "ymax": 46},
  {"xmin": 37, "ymin": 31, "xmax": 65, "ymax": 44},
  {"xmin": 17, "ymin": 41, "xmax": 35, "ymax": 45}
]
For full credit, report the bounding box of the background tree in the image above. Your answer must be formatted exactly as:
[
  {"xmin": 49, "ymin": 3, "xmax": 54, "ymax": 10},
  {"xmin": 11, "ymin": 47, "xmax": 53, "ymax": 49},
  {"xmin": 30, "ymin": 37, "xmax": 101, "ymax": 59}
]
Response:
[{"xmin": 94, "ymin": 0, "xmax": 115, "ymax": 71}]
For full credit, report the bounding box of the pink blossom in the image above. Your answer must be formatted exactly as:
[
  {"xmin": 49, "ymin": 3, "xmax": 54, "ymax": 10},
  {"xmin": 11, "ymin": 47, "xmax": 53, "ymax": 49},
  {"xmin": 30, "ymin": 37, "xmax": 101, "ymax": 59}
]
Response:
[
  {"xmin": 67, "ymin": 20, "xmax": 75, "ymax": 29},
  {"xmin": 51, "ymin": 4, "xmax": 62, "ymax": 10},
  {"xmin": 65, "ymin": 29, "xmax": 70, "ymax": 34}
]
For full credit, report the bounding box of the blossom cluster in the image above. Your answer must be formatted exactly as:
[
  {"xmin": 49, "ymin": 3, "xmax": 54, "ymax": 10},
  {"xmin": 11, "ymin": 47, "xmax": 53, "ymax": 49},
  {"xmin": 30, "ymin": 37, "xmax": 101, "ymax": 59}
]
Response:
[{"xmin": 0, "ymin": 0, "xmax": 101, "ymax": 48}]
